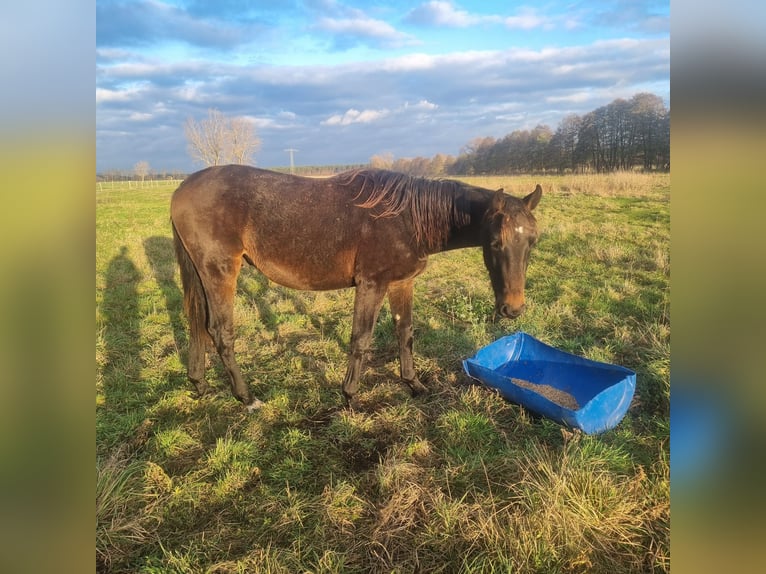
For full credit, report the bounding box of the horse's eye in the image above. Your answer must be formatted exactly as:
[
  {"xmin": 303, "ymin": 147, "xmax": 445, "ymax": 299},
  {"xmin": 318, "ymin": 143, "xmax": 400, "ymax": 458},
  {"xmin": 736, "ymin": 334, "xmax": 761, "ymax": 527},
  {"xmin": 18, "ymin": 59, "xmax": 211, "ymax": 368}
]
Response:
[{"xmin": 491, "ymin": 239, "xmax": 503, "ymax": 250}]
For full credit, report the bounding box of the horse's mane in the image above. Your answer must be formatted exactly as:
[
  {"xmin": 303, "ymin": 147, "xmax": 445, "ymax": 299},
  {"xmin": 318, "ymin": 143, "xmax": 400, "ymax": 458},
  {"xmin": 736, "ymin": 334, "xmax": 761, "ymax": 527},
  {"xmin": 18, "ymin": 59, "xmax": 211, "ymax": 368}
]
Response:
[{"xmin": 336, "ymin": 169, "xmax": 471, "ymax": 252}]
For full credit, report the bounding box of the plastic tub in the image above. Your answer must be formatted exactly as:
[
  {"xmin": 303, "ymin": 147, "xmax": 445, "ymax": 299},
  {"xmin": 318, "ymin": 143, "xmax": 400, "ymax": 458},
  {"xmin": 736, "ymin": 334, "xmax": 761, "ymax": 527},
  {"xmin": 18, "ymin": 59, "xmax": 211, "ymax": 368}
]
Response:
[{"xmin": 463, "ymin": 332, "xmax": 636, "ymax": 434}]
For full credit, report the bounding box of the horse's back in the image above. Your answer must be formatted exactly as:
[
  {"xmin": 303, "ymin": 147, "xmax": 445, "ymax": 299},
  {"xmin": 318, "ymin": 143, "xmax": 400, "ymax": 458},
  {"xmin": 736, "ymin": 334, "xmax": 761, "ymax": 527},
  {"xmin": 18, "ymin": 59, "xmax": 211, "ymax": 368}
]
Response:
[
  {"xmin": 171, "ymin": 166, "xmax": 365, "ymax": 290},
  {"xmin": 171, "ymin": 166, "xmax": 320, "ymax": 235},
  {"xmin": 172, "ymin": 165, "xmax": 284, "ymax": 212}
]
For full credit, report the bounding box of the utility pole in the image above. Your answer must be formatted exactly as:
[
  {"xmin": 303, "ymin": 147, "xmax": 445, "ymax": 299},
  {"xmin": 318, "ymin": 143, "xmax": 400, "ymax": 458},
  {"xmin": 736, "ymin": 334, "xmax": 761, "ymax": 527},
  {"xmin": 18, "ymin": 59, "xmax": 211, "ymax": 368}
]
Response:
[{"xmin": 284, "ymin": 148, "xmax": 298, "ymax": 174}]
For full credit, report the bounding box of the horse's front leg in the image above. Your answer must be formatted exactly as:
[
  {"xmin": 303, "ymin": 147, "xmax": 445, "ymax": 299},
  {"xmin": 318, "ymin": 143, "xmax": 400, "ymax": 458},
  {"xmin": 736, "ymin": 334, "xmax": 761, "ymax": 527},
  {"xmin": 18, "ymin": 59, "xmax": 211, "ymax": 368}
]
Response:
[
  {"xmin": 342, "ymin": 281, "xmax": 388, "ymax": 409},
  {"xmin": 388, "ymin": 279, "xmax": 428, "ymax": 397}
]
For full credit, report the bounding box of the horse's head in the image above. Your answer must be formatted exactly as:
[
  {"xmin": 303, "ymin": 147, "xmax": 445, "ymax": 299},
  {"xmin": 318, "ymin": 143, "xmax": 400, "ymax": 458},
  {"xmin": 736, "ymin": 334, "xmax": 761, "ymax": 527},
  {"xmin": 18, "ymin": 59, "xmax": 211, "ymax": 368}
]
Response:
[{"xmin": 481, "ymin": 184, "xmax": 542, "ymax": 319}]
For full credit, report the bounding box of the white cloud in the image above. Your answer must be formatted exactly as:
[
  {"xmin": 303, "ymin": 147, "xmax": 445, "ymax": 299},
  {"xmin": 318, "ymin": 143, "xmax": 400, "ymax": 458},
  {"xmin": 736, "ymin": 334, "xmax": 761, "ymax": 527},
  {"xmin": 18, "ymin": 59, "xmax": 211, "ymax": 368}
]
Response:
[
  {"xmin": 381, "ymin": 52, "xmax": 438, "ymax": 72},
  {"xmin": 322, "ymin": 99, "xmax": 440, "ymax": 127},
  {"xmin": 552, "ymin": 64, "xmax": 578, "ymax": 75},
  {"xmin": 318, "ymin": 17, "xmax": 391, "ymax": 38},
  {"xmin": 406, "ymin": 99, "xmax": 439, "ymax": 111},
  {"xmin": 106, "ymin": 62, "xmax": 160, "ymax": 77},
  {"xmin": 406, "ymin": 1, "xmax": 491, "ymax": 27},
  {"xmin": 504, "ymin": 8, "xmax": 547, "ymax": 30},
  {"xmin": 248, "ymin": 117, "xmax": 278, "ymax": 129},
  {"xmin": 174, "ymin": 83, "xmax": 204, "ymax": 102},
  {"xmin": 322, "ymin": 108, "xmax": 390, "ymax": 126},
  {"xmin": 380, "ymin": 50, "xmax": 500, "ymax": 74},
  {"xmin": 407, "ymin": 2, "xmax": 549, "ymax": 30},
  {"xmin": 315, "ymin": 16, "xmax": 418, "ymax": 47},
  {"xmin": 96, "ymin": 86, "xmax": 143, "ymax": 103},
  {"xmin": 545, "ymin": 92, "xmax": 594, "ymax": 104}
]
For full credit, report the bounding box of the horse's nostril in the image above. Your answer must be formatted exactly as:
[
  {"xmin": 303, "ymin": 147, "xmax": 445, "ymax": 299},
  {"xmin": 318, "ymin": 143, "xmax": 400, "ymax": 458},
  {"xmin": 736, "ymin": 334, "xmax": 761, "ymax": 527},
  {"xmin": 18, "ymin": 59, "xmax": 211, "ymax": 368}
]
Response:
[{"xmin": 500, "ymin": 303, "xmax": 524, "ymax": 319}]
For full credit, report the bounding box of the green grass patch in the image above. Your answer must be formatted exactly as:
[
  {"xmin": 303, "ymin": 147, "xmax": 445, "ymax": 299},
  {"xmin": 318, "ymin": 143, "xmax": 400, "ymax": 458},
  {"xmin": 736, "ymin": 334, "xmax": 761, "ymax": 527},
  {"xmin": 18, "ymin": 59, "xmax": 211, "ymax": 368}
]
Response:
[{"xmin": 96, "ymin": 174, "xmax": 669, "ymax": 573}]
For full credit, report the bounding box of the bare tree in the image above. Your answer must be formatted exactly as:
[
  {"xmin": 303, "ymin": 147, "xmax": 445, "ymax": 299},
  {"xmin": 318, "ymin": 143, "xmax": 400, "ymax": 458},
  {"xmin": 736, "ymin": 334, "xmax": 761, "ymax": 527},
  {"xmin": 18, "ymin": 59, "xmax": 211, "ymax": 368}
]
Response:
[
  {"xmin": 551, "ymin": 114, "xmax": 582, "ymax": 172},
  {"xmin": 369, "ymin": 152, "xmax": 394, "ymax": 169},
  {"xmin": 228, "ymin": 116, "xmax": 261, "ymax": 165},
  {"xmin": 185, "ymin": 108, "xmax": 261, "ymax": 167},
  {"xmin": 185, "ymin": 109, "xmax": 227, "ymax": 166},
  {"xmin": 134, "ymin": 161, "xmax": 150, "ymax": 186},
  {"xmin": 629, "ymin": 93, "xmax": 669, "ymax": 170}
]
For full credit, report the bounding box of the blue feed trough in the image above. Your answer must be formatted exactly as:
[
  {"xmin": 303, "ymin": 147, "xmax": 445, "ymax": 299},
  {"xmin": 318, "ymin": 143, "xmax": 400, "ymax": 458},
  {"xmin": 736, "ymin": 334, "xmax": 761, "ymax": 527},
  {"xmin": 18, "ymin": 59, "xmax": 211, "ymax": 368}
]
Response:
[{"xmin": 463, "ymin": 332, "xmax": 636, "ymax": 434}]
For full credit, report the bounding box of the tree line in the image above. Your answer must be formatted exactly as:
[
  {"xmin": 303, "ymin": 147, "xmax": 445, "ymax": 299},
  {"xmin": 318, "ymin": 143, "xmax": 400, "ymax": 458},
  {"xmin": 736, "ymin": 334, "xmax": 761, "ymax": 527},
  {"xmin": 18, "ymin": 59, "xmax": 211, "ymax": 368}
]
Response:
[{"xmin": 370, "ymin": 92, "xmax": 669, "ymax": 176}]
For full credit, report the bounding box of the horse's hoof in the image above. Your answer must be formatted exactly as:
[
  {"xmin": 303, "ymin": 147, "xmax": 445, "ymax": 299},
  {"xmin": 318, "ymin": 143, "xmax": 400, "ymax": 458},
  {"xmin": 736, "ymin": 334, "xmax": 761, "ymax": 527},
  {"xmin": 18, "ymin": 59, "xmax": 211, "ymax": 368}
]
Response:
[
  {"xmin": 406, "ymin": 378, "xmax": 428, "ymax": 397},
  {"xmin": 344, "ymin": 395, "xmax": 362, "ymax": 411},
  {"xmin": 245, "ymin": 398, "xmax": 265, "ymax": 412},
  {"xmin": 194, "ymin": 384, "xmax": 214, "ymax": 398}
]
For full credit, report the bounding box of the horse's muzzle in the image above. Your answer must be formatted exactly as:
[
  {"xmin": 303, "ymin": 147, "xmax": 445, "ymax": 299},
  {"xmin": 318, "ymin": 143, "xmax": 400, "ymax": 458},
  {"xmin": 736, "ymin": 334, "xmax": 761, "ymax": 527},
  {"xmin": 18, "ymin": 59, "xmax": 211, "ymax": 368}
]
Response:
[{"xmin": 497, "ymin": 302, "xmax": 525, "ymax": 319}]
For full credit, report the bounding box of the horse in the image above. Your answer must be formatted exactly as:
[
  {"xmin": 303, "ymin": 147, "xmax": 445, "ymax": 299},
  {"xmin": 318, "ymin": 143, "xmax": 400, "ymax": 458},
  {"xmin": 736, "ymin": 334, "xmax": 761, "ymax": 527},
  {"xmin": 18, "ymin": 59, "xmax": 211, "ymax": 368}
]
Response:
[{"xmin": 171, "ymin": 165, "xmax": 541, "ymax": 410}]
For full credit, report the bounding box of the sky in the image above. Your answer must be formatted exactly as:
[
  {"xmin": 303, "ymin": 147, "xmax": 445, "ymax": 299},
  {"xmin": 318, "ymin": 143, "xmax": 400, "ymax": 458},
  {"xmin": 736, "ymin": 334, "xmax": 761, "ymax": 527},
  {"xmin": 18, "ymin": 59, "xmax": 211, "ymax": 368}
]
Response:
[{"xmin": 96, "ymin": 0, "xmax": 669, "ymax": 173}]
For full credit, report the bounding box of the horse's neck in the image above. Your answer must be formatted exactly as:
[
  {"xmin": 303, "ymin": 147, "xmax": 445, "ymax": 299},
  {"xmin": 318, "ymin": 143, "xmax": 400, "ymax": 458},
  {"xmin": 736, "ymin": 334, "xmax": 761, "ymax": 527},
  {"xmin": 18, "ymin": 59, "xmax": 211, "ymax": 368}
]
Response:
[{"xmin": 439, "ymin": 190, "xmax": 490, "ymax": 253}]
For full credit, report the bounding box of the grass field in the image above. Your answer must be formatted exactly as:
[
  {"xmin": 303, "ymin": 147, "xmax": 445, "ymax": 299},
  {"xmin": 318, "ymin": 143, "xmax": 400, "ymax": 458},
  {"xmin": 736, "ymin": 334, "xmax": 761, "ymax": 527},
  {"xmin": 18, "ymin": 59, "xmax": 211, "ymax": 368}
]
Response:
[{"xmin": 96, "ymin": 171, "xmax": 669, "ymax": 573}]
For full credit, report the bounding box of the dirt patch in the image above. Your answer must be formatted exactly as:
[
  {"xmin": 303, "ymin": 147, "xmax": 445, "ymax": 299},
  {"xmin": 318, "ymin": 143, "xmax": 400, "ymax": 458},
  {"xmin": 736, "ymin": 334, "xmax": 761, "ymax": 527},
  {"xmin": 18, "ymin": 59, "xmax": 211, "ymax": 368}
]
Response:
[{"xmin": 511, "ymin": 378, "xmax": 580, "ymax": 410}]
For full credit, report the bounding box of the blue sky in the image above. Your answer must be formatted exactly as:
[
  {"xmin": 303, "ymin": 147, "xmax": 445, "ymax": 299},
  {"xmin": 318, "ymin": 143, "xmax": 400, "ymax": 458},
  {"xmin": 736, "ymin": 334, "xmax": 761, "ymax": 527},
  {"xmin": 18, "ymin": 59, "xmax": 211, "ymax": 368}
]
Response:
[{"xmin": 96, "ymin": 0, "xmax": 669, "ymax": 172}]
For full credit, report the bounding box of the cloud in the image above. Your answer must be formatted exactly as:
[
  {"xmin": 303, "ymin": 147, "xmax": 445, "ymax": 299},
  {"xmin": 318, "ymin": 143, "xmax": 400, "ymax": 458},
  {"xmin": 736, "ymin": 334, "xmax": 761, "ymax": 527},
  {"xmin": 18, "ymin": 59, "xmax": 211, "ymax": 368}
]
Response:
[
  {"xmin": 405, "ymin": 99, "xmax": 439, "ymax": 111},
  {"xmin": 406, "ymin": 1, "xmax": 491, "ymax": 27},
  {"xmin": 322, "ymin": 108, "xmax": 390, "ymax": 126},
  {"xmin": 405, "ymin": 2, "xmax": 549, "ymax": 30},
  {"xmin": 381, "ymin": 52, "xmax": 439, "ymax": 72},
  {"xmin": 314, "ymin": 16, "xmax": 418, "ymax": 49},
  {"xmin": 316, "ymin": 17, "xmax": 402, "ymax": 40},
  {"xmin": 503, "ymin": 8, "xmax": 547, "ymax": 30},
  {"xmin": 302, "ymin": 0, "xmax": 419, "ymax": 49},
  {"xmin": 96, "ymin": 87, "xmax": 137, "ymax": 104},
  {"xmin": 128, "ymin": 111, "xmax": 153, "ymax": 121},
  {"xmin": 553, "ymin": 1, "xmax": 668, "ymax": 36},
  {"xmin": 545, "ymin": 91, "xmax": 595, "ymax": 104},
  {"xmin": 321, "ymin": 99, "xmax": 440, "ymax": 127},
  {"xmin": 96, "ymin": 0, "xmax": 259, "ymax": 49}
]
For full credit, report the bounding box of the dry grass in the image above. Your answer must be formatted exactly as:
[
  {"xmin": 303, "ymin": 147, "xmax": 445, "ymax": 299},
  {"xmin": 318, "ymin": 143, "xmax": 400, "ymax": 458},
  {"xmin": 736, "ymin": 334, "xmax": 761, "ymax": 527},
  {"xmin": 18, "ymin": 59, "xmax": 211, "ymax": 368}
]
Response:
[
  {"xmin": 96, "ymin": 451, "xmax": 165, "ymax": 571},
  {"xmin": 461, "ymin": 170, "xmax": 668, "ymax": 198}
]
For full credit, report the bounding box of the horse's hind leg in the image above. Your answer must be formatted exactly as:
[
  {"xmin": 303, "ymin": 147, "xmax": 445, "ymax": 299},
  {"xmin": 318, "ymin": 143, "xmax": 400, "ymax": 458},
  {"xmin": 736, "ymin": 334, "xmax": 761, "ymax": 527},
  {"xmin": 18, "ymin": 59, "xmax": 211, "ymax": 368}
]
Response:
[
  {"xmin": 388, "ymin": 279, "xmax": 427, "ymax": 397},
  {"xmin": 187, "ymin": 328, "xmax": 211, "ymax": 397},
  {"xmin": 203, "ymin": 256, "xmax": 263, "ymax": 410}
]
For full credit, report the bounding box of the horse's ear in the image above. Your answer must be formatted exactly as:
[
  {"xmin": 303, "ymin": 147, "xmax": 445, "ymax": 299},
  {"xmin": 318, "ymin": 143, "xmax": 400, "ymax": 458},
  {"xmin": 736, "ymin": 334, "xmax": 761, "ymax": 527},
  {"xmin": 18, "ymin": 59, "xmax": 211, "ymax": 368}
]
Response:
[
  {"xmin": 523, "ymin": 184, "xmax": 542, "ymax": 211},
  {"xmin": 492, "ymin": 188, "xmax": 505, "ymax": 208}
]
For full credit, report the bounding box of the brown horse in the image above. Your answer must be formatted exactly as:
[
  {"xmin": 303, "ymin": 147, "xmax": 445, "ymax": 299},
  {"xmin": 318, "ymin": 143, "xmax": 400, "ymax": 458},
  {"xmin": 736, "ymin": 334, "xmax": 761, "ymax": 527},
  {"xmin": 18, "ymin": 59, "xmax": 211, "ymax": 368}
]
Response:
[{"xmin": 171, "ymin": 166, "xmax": 541, "ymax": 410}]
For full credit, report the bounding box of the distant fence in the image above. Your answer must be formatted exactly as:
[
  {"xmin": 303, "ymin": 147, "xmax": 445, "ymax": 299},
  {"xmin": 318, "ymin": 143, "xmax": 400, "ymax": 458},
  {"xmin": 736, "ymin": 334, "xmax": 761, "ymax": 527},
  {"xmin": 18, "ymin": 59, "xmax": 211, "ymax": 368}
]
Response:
[{"xmin": 96, "ymin": 179, "xmax": 183, "ymax": 191}]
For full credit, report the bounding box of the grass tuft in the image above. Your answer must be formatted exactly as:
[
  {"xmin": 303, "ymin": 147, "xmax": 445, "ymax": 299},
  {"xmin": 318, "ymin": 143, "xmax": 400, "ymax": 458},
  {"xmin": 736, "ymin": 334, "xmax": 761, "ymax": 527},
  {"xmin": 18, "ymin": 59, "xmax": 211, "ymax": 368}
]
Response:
[{"xmin": 96, "ymin": 452, "xmax": 163, "ymax": 571}]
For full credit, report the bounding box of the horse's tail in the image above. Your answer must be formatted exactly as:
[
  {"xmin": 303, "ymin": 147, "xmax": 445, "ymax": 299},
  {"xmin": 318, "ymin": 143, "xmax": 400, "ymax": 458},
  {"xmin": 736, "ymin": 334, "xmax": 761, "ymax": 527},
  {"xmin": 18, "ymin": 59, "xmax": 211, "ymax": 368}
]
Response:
[{"xmin": 171, "ymin": 219, "xmax": 211, "ymax": 348}]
